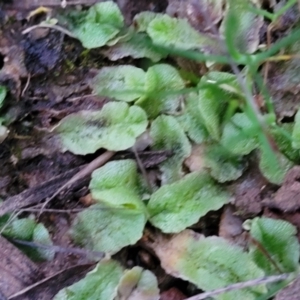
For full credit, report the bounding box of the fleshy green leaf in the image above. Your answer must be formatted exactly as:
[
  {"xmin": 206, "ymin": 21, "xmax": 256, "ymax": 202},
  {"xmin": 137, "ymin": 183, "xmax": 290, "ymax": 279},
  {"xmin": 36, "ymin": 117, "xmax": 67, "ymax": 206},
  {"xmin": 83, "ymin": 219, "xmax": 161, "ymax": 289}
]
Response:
[
  {"xmin": 93, "ymin": 66, "xmax": 146, "ymax": 102},
  {"xmin": 56, "ymin": 102, "xmax": 148, "ymax": 154},
  {"xmin": 33, "ymin": 224, "xmax": 54, "ymax": 261},
  {"xmin": 150, "ymin": 115, "xmax": 191, "ymax": 184},
  {"xmin": 221, "ymin": 113, "xmax": 259, "ymax": 155},
  {"xmin": 136, "ymin": 64, "xmax": 185, "ymax": 118},
  {"xmin": 2, "ymin": 218, "xmax": 36, "ymax": 240},
  {"xmin": 54, "ymin": 259, "xmax": 123, "ymax": 300},
  {"xmin": 272, "ymin": 124, "xmax": 300, "ymax": 162},
  {"xmin": 198, "ymin": 85, "xmax": 226, "ymax": 140},
  {"xmin": 292, "ymin": 109, "xmax": 300, "ymax": 149},
  {"xmin": 73, "ymin": 2, "xmax": 124, "ymax": 48},
  {"xmin": 248, "ymin": 217, "xmax": 300, "ymax": 274},
  {"xmin": 152, "ymin": 230, "xmax": 266, "ymax": 299},
  {"xmin": 117, "ymin": 267, "xmax": 159, "ymax": 300},
  {"xmin": 146, "ymin": 14, "xmax": 219, "ymax": 52},
  {"xmin": 102, "ymin": 33, "xmax": 165, "ymax": 62},
  {"xmin": 176, "ymin": 93, "xmax": 208, "ymax": 144},
  {"xmin": 147, "ymin": 172, "xmax": 230, "ymax": 233},
  {"xmin": 202, "ymin": 143, "xmax": 246, "ymax": 182},
  {"xmin": 75, "ymin": 160, "xmax": 147, "ymax": 254},
  {"xmin": 70, "ymin": 204, "xmax": 147, "ymax": 254},
  {"xmin": 0, "ymin": 85, "xmax": 7, "ymax": 109},
  {"xmin": 89, "ymin": 160, "xmax": 145, "ymax": 211},
  {"xmin": 259, "ymin": 148, "xmax": 293, "ymax": 184},
  {"xmin": 133, "ymin": 12, "xmax": 161, "ymax": 32},
  {"xmin": 204, "ymin": 72, "xmax": 242, "ymax": 96}
]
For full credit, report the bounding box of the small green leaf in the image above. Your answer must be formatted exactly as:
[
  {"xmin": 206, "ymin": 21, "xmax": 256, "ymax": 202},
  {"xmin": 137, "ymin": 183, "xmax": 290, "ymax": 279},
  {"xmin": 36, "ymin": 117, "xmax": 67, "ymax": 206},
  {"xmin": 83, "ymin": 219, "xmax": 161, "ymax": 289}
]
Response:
[
  {"xmin": 133, "ymin": 12, "xmax": 161, "ymax": 32},
  {"xmin": 259, "ymin": 149, "xmax": 293, "ymax": 184},
  {"xmin": 147, "ymin": 14, "xmax": 219, "ymax": 52},
  {"xmin": 2, "ymin": 218, "xmax": 36, "ymax": 240},
  {"xmin": 93, "ymin": 66, "xmax": 146, "ymax": 102},
  {"xmin": 221, "ymin": 113, "xmax": 259, "ymax": 155},
  {"xmin": 249, "ymin": 217, "xmax": 300, "ymax": 274},
  {"xmin": 56, "ymin": 102, "xmax": 148, "ymax": 154},
  {"xmin": 176, "ymin": 93, "xmax": 208, "ymax": 144},
  {"xmin": 0, "ymin": 85, "xmax": 7, "ymax": 109},
  {"xmin": 203, "ymin": 143, "xmax": 246, "ymax": 182},
  {"xmin": 54, "ymin": 259, "xmax": 123, "ymax": 300},
  {"xmin": 147, "ymin": 172, "xmax": 230, "ymax": 233},
  {"xmin": 272, "ymin": 124, "xmax": 300, "ymax": 162},
  {"xmin": 198, "ymin": 85, "xmax": 226, "ymax": 140},
  {"xmin": 152, "ymin": 230, "xmax": 266, "ymax": 299},
  {"xmin": 70, "ymin": 204, "xmax": 147, "ymax": 254},
  {"xmin": 117, "ymin": 266, "xmax": 159, "ymax": 300},
  {"xmin": 292, "ymin": 109, "xmax": 300, "ymax": 149},
  {"xmin": 150, "ymin": 115, "xmax": 191, "ymax": 184},
  {"xmin": 102, "ymin": 33, "xmax": 165, "ymax": 62},
  {"xmin": 33, "ymin": 224, "xmax": 54, "ymax": 261},
  {"xmin": 73, "ymin": 2, "xmax": 124, "ymax": 48},
  {"xmin": 136, "ymin": 64, "xmax": 185, "ymax": 118},
  {"xmin": 78, "ymin": 160, "xmax": 147, "ymax": 254},
  {"xmin": 204, "ymin": 72, "xmax": 242, "ymax": 96},
  {"xmin": 90, "ymin": 160, "xmax": 139, "ymax": 193},
  {"xmin": 89, "ymin": 160, "xmax": 146, "ymax": 212}
]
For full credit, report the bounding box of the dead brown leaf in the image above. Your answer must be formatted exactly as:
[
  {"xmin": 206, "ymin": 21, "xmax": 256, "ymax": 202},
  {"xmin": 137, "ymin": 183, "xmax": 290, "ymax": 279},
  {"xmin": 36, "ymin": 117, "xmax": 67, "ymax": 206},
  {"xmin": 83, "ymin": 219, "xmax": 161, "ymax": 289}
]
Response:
[{"xmin": 219, "ymin": 205, "xmax": 247, "ymax": 248}]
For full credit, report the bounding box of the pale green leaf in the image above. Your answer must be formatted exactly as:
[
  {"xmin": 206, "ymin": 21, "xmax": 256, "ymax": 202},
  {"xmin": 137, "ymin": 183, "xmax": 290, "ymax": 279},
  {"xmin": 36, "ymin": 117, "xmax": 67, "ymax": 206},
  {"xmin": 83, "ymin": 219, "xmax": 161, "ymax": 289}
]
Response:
[
  {"xmin": 133, "ymin": 12, "xmax": 161, "ymax": 32},
  {"xmin": 0, "ymin": 85, "xmax": 7, "ymax": 109},
  {"xmin": 90, "ymin": 160, "xmax": 139, "ymax": 194},
  {"xmin": 147, "ymin": 172, "xmax": 230, "ymax": 233},
  {"xmin": 204, "ymin": 72, "xmax": 242, "ymax": 96},
  {"xmin": 86, "ymin": 2, "xmax": 123, "ymax": 26},
  {"xmin": 102, "ymin": 34, "xmax": 165, "ymax": 62},
  {"xmin": 33, "ymin": 224, "xmax": 55, "ymax": 261},
  {"xmin": 89, "ymin": 160, "xmax": 146, "ymax": 212},
  {"xmin": 221, "ymin": 113, "xmax": 259, "ymax": 155},
  {"xmin": 71, "ymin": 204, "xmax": 146, "ymax": 254},
  {"xmin": 150, "ymin": 115, "xmax": 191, "ymax": 184},
  {"xmin": 259, "ymin": 149, "xmax": 293, "ymax": 184},
  {"xmin": 73, "ymin": 2, "xmax": 124, "ymax": 48},
  {"xmin": 292, "ymin": 109, "xmax": 300, "ymax": 149},
  {"xmin": 203, "ymin": 143, "xmax": 246, "ymax": 182},
  {"xmin": 56, "ymin": 102, "xmax": 148, "ymax": 154},
  {"xmin": 93, "ymin": 66, "xmax": 146, "ymax": 102},
  {"xmin": 54, "ymin": 259, "xmax": 123, "ymax": 300},
  {"xmin": 198, "ymin": 85, "xmax": 226, "ymax": 140},
  {"xmin": 117, "ymin": 267, "xmax": 159, "ymax": 300},
  {"xmin": 2, "ymin": 218, "xmax": 36, "ymax": 240},
  {"xmin": 105, "ymin": 27, "xmax": 134, "ymax": 47},
  {"xmin": 176, "ymin": 93, "xmax": 208, "ymax": 144},
  {"xmin": 136, "ymin": 64, "xmax": 185, "ymax": 118},
  {"xmin": 146, "ymin": 14, "xmax": 219, "ymax": 52},
  {"xmin": 76, "ymin": 160, "xmax": 147, "ymax": 254},
  {"xmin": 271, "ymin": 124, "xmax": 300, "ymax": 162},
  {"xmin": 249, "ymin": 217, "xmax": 300, "ymax": 274},
  {"xmin": 153, "ymin": 230, "xmax": 267, "ymax": 300}
]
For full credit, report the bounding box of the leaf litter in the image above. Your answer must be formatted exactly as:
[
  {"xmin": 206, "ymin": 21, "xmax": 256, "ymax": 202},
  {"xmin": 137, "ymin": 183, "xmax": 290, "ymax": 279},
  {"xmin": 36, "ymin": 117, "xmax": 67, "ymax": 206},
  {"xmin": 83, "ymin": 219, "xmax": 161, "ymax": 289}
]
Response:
[{"xmin": 1, "ymin": 0, "xmax": 300, "ymax": 299}]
